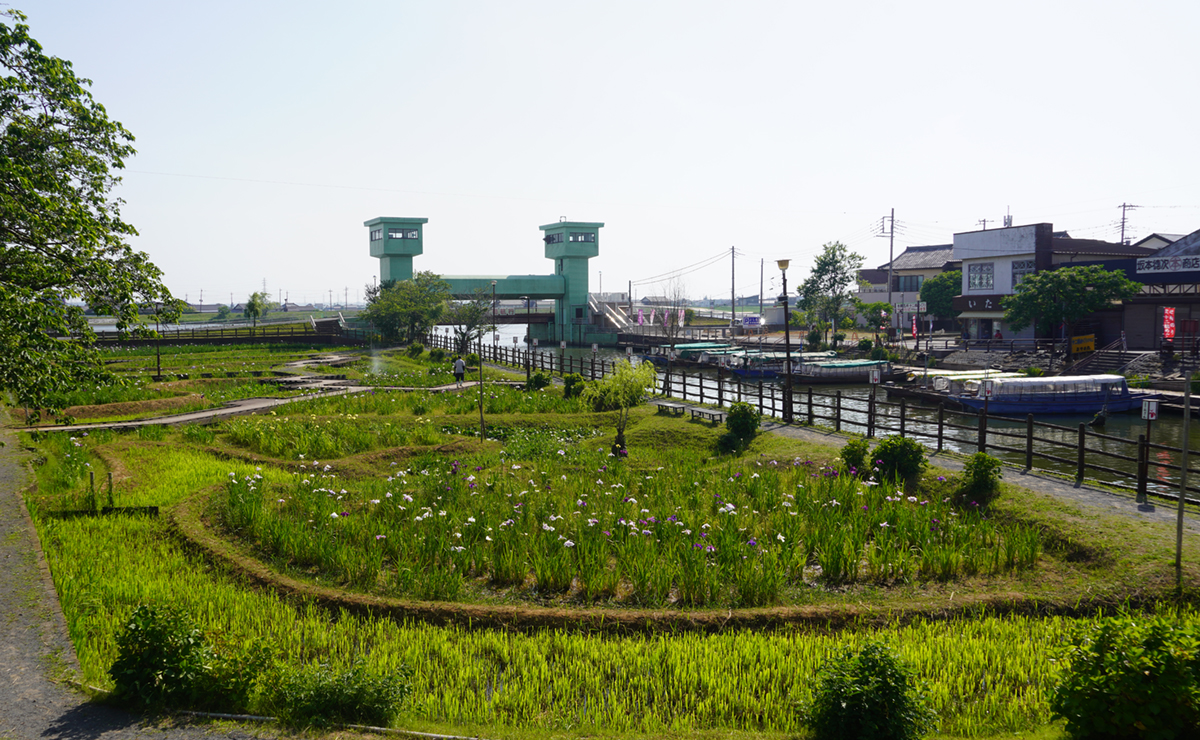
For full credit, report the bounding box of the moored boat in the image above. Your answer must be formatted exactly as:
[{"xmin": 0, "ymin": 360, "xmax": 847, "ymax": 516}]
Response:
[
  {"xmin": 788, "ymin": 359, "xmax": 906, "ymax": 385},
  {"xmin": 954, "ymin": 374, "xmax": 1159, "ymax": 415}
]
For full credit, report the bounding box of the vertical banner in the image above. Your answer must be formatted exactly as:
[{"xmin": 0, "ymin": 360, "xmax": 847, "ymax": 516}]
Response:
[
  {"xmin": 637, "ymin": 309, "xmax": 644, "ymax": 325},
  {"xmin": 678, "ymin": 308, "xmax": 685, "ymax": 325},
  {"xmin": 1165, "ymin": 307, "xmax": 1176, "ymax": 339},
  {"xmin": 911, "ymin": 315, "xmax": 917, "ymax": 336},
  {"xmin": 650, "ymin": 309, "xmax": 657, "ymax": 326}
]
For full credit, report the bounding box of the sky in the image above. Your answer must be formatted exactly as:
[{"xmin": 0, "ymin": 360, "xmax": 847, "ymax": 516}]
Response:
[{"xmin": 16, "ymin": 0, "xmax": 1200, "ymax": 306}]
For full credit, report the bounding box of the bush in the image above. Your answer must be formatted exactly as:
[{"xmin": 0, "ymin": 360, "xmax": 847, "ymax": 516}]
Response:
[
  {"xmin": 526, "ymin": 370, "xmax": 551, "ymax": 392},
  {"xmin": 805, "ymin": 642, "xmax": 935, "ymax": 740},
  {"xmin": 806, "ymin": 329, "xmax": 823, "ymax": 349},
  {"xmin": 725, "ymin": 402, "xmax": 760, "ymax": 441},
  {"xmin": 563, "ymin": 372, "xmax": 585, "ymax": 399},
  {"xmin": 465, "ymin": 352, "xmax": 480, "ymax": 367},
  {"xmin": 405, "ymin": 343, "xmax": 424, "ymax": 358},
  {"xmin": 873, "ymin": 436, "xmax": 927, "ymax": 484},
  {"xmin": 955, "ymin": 452, "xmax": 1003, "ymax": 507},
  {"xmin": 832, "ymin": 331, "xmax": 846, "ymax": 347},
  {"xmin": 1051, "ymin": 615, "xmax": 1200, "ymax": 739},
  {"xmin": 840, "ymin": 437, "xmax": 870, "ymax": 477},
  {"xmin": 429, "ymin": 347, "xmax": 445, "ymax": 363},
  {"xmin": 857, "ymin": 338, "xmax": 874, "ymax": 352},
  {"xmin": 260, "ymin": 658, "xmax": 412, "ymax": 728},
  {"xmin": 108, "ymin": 604, "xmax": 270, "ymax": 712}
]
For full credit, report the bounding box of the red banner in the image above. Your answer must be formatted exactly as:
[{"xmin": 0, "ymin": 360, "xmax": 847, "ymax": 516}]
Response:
[
  {"xmin": 1165, "ymin": 307, "xmax": 1176, "ymax": 339},
  {"xmin": 911, "ymin": 315, "xmax": 917, "ymax": 336}
]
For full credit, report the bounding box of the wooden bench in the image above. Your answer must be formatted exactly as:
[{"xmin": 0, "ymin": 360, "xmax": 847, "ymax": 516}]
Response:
[
  {"xmin": 654, "ymin": 400, "xmax": 687, "ymax": 416},
  {"xmin": 689, "ymin": 408, "xmax": 726, "ymax": 424}
]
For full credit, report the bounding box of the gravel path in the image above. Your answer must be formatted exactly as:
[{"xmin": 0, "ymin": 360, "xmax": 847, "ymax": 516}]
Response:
[{"xmin": 761, "ymin": 420, "xmax": 1200, "ymax": 534}]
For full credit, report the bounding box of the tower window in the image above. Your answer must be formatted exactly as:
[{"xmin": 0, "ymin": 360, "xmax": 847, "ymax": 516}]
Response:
[
  {"xmin": 544, "ymin": 233, "xmax": 564, "ymax": 244},
  {"xmin": 369, "ymin": 229, "xmax": 383, "ymax": 241},
  {"xmin": 388, "ymin": 228, "xmax": 419, "ymax": 239},
  {"xmin": 569, "ymin": 232, "xmax": 595, "ymax": 243}
]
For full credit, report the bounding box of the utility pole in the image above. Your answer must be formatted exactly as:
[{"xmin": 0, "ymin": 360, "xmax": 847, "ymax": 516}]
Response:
[
  {"xmin": 1120, "ymin": 203, "xmax": 1140, "ymax": 245},
  {"xmin": 978, "ymin": 218, "xmax": 991, "ymax": 230},
  {"xmin": 730, "ymin": 246, "xmax": 736, "ymax": 327},
  {"xmin": 877, "ymin": 208, "xmax": 896, "ymax": 331},
  {"xmin": 758, "ymin": 258, "xmax": 764, "ymax": 321}
]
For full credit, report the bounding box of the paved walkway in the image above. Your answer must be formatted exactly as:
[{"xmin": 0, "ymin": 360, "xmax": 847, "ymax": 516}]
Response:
[{"xmin": 761, "ymin": 419, "xmax": 1200, "ymax": 534}]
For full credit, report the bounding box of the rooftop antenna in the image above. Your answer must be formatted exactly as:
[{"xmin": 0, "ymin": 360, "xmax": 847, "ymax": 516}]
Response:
[{"xmin": 1003, "ymin": 207, "xmax": 1013, "ymax": 228}]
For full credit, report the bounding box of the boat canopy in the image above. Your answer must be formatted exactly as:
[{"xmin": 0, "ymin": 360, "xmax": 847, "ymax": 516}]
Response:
[
  {"xmin": 931, "ymin": 372, "xmax": 1021, "ymax": 392},
  {"xmin": 963, "ymin": 374, "xmax": 1129, "ymax": 398},
  {"xmin": 800, "ymin": 360, "xmax": 889, "ymax": 369}
]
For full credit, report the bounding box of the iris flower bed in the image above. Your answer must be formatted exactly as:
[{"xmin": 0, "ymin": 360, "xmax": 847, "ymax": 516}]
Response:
[{"xmin": 221, "ymin": 446, "xmax": 1041, "ymax": 607}]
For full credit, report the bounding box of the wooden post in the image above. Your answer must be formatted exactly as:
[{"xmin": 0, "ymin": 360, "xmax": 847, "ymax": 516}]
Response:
[
  {"xmin": 590, "ymin": 356, "xmax": 596, "ymax": 380},
  {"xmin": 937, "ymin": 403, "xmax": 945, "ymax": 452},
  {"xmin": 717, "ymin": 369, "xmax": 724, "ymax": 407},
  {"xmin": 867, "ymin": 388, "xmax": 875, "ymax": 438},
  {"xmin": 699, "ymin": 372, "xmax": 706, "ymax": 405},
  {"xmin": 758, "ymin": 382, "xmax": 763, "ymax": 415},
  {"xmin": 977, "ymin": 411, "xmax": 987, "ymax": 453},
  {"xmin": 807, "ymin": 386, "xmax": 814, "ymax": 426},
  {"xmin": 1077, "ymin": 423, "xmax": 1087, "ymax": 484},
  {"xmin": 1026, "ymin": 414, "xmax": 1034, "ymax": 470},
  {"xmin": 835, "ymin": 390, "xmax": 842, "ymax": 433},
  {"xmin": 1137, "ymin": 433, "xmax": 1148, "ymax": 504},
  {"xmin": 899, "ymin": 398, "xmax": 906, "ymax": 437}
]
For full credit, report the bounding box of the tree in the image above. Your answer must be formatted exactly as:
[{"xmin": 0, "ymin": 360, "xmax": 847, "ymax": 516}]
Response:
[
  {"xmin": 582, "ymin": 360, "xmax": 657, "ymax": 454},
  {"xmin": 1002, "ymin": 265, "xmax": 1141, "ymax": 338},
  {"xmin": 216, "ymin": 305, "xmax": 231, "ymax": 321},
  {"xmin": 658, "ymin": 278, "xmax": 689, "ymax": 348},
  {"xmin": 444, "ymin": 288, "xmax": 494, "ymax": 356},
  {"xmin": 919, "ymin": 270, "xmax": 961, "ymax": 320},
  {"xmin": 853, "ymin": 300, "xmax": 892, "ymax": 330},
  {"xmin": 360, "ymin": 272, "xmax": 450, "ymax": 345},
  {"xmin": 242, "ymin": 291, "xmax": 273, "ymax": 328},
  {"xmin": 1, "ymin": 11, "xmax": 175, "ymax": 416},
  {"xmin": 800, "ymin": 242, "xmax": 865, "ymax": 346}
]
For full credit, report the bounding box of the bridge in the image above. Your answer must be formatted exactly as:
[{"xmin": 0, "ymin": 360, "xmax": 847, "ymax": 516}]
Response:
[{"xmin": 366, "ymin": 217, "xmax": 611, "ymax": 344}]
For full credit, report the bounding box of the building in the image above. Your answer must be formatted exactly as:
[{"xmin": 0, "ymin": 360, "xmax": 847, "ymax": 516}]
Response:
[
  {"xmin": 950, "ymin": 223, "xmax": 1155, "ymax": 341},
  {"xmin": 856, "ymin": 244, "xmax": 959, "ymax": 328}
]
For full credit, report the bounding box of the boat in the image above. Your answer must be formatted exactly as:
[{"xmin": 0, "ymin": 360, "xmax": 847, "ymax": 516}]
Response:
[
  {"xmin": 788, "ymin": 359, "xmax": 907, "ymax": 385},
  {"xmin": 728, "ymin": 350, "xmax": 836, "ymax": 379},
  {"xmin": 954, "ymin": 374, "xmax": 1159, "ymax": 415},
  {"xmin": 640, "ymin": 342, "xmax": 735, "ymax": 367}
]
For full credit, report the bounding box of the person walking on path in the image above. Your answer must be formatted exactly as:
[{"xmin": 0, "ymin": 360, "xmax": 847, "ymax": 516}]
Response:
[{"xmin": 453, "ymin": 356, "xmax": 466, "ymax": 387}]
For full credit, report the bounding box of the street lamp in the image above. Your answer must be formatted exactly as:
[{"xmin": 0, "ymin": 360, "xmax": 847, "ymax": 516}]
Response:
[
  {"xmin": 777, "ymin": 259, "xmax": 793, "ymax": 424},
  {"xmin": 153, "ymin": 301, "xmax": 163, "ymax": 381}
]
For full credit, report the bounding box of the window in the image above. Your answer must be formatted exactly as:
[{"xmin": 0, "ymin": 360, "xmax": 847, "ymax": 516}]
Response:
[
  {"xmin": 1012, "ymin": 259, "xmax": 1035, "ymax": 286},
  {"xmin": 895, "ymin": 275, "xmax": 924, "ymax": 292},
  {"xmin": 388, "ymin": 228, "xmax": 419, "ymax": 240},
  {"xmin": 369, "ymin": 229, "xmax": 382, "ymax": 242},
  {"xmin": 544, "ymin": 233, "xmax": 564, "ymax": 244},
  {"xmin": 968, "ymin": 263, "xmax": 994, "ymax": 291},
  {"xmin": 569, "ymin": 232, "xmax": 595, "ymax": 243}
]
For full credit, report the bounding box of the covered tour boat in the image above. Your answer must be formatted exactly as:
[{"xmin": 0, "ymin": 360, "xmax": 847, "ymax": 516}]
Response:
[{"xmin": 954, "ymin": 374, "xmax": 1159, "ymax": 415}]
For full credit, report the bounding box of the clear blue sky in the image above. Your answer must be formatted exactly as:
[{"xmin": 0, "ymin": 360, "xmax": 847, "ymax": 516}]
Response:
[{"xmin": 18, "ymin": 0, "xmax": 1200, "ymax": 306}]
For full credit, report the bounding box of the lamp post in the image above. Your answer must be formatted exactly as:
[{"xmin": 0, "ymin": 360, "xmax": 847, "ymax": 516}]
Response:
[
  {"xmin": 481, "ymin": 280, "xmax": 494, "ymax": 439},
  {"xmin": 777, "ymin": 259, "xmax": 793, "ymax": 423},
  {"xmin": 153, "ymin": 301, "xmax": 162, "ymax": 381}
]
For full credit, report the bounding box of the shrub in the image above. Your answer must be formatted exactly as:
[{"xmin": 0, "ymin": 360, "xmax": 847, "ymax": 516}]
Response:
[
  {"xmin": 562, "ymin": 372, "xmax": 585, "ymax": 399},
  {"xmin": 804, "ymin": 642, "xmax": 935, "ymax": 740},
  {"xmin": 873, "ymin": 436, "xmax": 927, "ymax": 484},
  {"xmin": 260, "ymin": 658, "xmax": 412, "ymax": 728},
  {"xmin": 870, "ymin": 347, "xmax": 889, "ymax": 361},
  {"xmin": 465, "ymin": 352, "xmax": 480, "ymax": 367},
  {"xmin": 840, "ymin": 437, "xmax": 870, "ymax": 477},
  {"xmin": 725, "ymin": 402, "xmax": 760, "ymax": 441},
  {"xmin": 429, "ymin": 347, "xmax": 445, "ymax": 363},
  {"xmin": 955, "ymin": 452, "xmax": 1003, "ymax": 507},
  {"xmin": 1051, "ymin": 615, "xmax": 1200, "ymax": 739},
  {"xmin": 405, "ymin": 343, "xmax": 424, "ymax": 358},
  {"xmin": 857, "ymin": 338, "xmax": 874, "ymax": 352},
  {"xmin": 832, "ymin": 331, "xmax": 846, "ymax": 347},
  {"xmin": 806, "ymin": 330, "xmax": 823, "ymax": 349},
  {"xmin": 526, "ymin": 370, "xmax": 551, "ymax": 392},
  {"xmin": 108, "ymin": 604, "xmax": 269, "ymax": 712}
]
